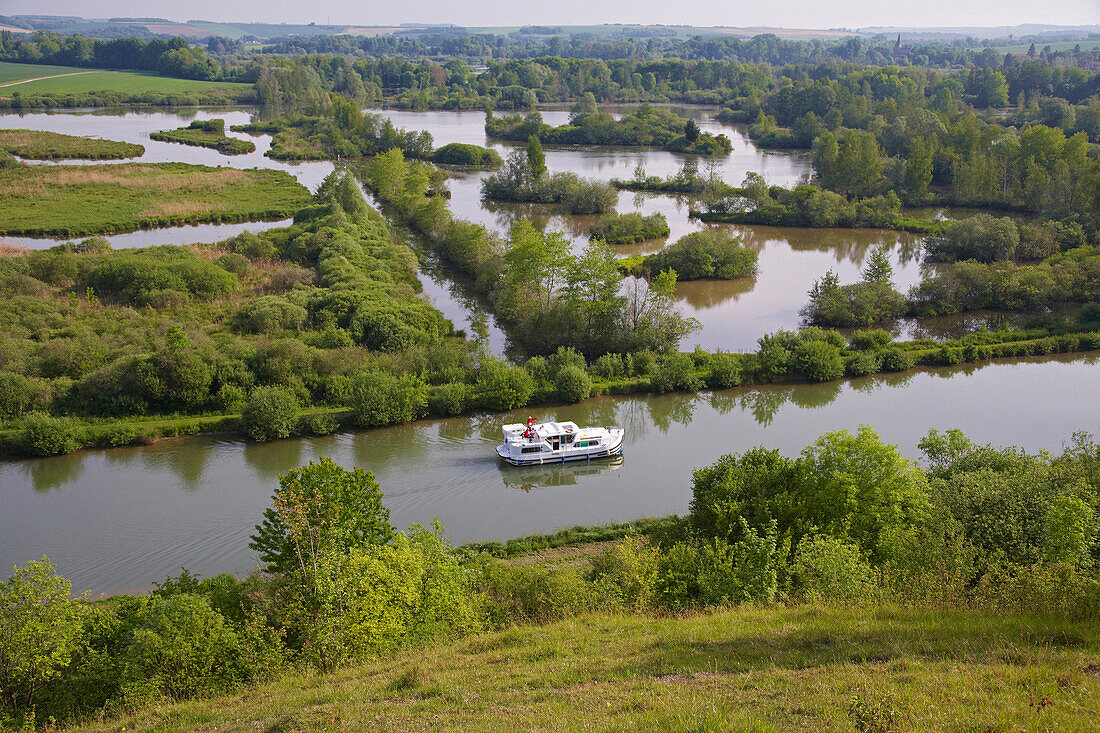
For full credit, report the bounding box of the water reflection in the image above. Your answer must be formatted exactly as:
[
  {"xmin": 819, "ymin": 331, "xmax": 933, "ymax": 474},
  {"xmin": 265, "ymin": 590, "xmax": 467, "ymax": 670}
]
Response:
[{"xmin": 498, "ymin": 455, "xmax": 625, "ymax": 492}]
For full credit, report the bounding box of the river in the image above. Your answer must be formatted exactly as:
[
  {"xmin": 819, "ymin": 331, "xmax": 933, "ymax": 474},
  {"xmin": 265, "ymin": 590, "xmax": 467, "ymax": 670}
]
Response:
[
  {"xmin": 1, "ymin": 354, "xmax": 1097, "ymax": 595},
  {"xmin": 0, "ymin": 106, "xmax": 1096, "ymax": 594}
]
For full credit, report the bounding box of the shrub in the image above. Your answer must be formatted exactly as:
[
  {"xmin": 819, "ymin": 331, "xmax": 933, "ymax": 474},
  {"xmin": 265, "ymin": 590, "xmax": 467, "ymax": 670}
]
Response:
[
  {"xmin": 474, "ymin": 561, "xmax": 592, "ymax": 626},
  {"xmin": 0, "ymin": 558, "xmax": 86, "ymax": 715},
  {"xmin": 849, "ymin": 329, "xmax": 892, "ymax": 350},
  {"xmin": 707, "ymin": 352, "xmax": 742, "ymax": 388},
  {"xmin": 546, "ymin": 346, "xmax": 586, "ymax": 373},
  {"xmin": 585, "ymin": 536, "xmax": 660, "ymax": 610},
  {"xmin": 298, "ymin": 411, "xmax": 339, "ymax": 436},
  {"xmin": 790, "ymin": 533, "xmax": 873, "ymax": 602},
  {"xmin": 555, "ymin": 365, "xmax": 592, "ymax": 403},
  {"xmin": 844, "ymin": 351, "xmax": 881, "ymax": 377},
  {"xmin": 432, "ymin": 143, "xmax": 501, "ymax": 169},
  {"xmin": 0, "ymin": 371, "xmax": 43, "ymax": 419},
  {"xmin": 645, "ymin": 230, "xmax": 757, "ymax": 281},
  {"xmin": 426, "ymin": 383, "xmax": 473, "ymax": 416},
  {"xmin": 654, "ymin": 542, "xmax": 702, "ymax": 608},
  {"xmin": 474, "ymin": 359, "xmax": 534, "ymax": 411},
  {"xmin": 792, "ymin": 340, "xmax": 844, "ymax": 382},
  {"xmin": 592, "ymin": 353, "xmax": 625, "ymax": 380},
  {"xmin": 697, "ymin": 520, "xmax": 779, "ymax": 606},
  {"xmin": 241, "ymin": 386, "xmax": 299, "ymax": 442},
  {"xmin": 589, "ymin": 212, "xmax": 669, "ymax": 244},
  {"xmin": 238, "ymin": 296, "xmax": 307, "ymax": 334},
  {"xmin": 216, "ymin": 384, "xmax": 247, "ymax": 412},
  {"xmin": 115, "ymin": 594, "xmax": 245, "ymax": 701},
  {"xmin": 214, "ymin": 253, "xmax": 251, "ymax": 276},
  {"xmin": 21, "ymin": 411, "xmax": 80, "ymax": 456},
  {"xmin": 559, "ymin": 179, "xmax": 617, "ymax": 215},
  {"xmin": 923, "ymin": 214, "xmax": 1020, "ymax": 262},
  {"xmin": 880, "ymin": 348, "xmax": 915, "ymax": 371},
  {"xmin": 348, "ymin": 370, "xmax": 424, "ymax": 428},
  {"xmin": 650, "ymin": 353, "xmax": 701, "ymax": 393}
]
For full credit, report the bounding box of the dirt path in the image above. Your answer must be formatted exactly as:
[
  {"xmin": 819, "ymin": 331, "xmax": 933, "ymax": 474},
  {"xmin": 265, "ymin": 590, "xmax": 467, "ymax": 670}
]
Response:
[{"xmin": 0, "ymin": 71, "xmax": 96, "ymax": 88}]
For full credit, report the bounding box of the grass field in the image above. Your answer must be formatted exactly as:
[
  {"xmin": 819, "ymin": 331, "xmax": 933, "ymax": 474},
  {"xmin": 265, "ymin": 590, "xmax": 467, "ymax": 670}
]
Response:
[
  {"xmin": 0, "ymin": 163, "xmax": 310, "ymax": 236},
  {"xmin": 0, "ymin": 128, "xmax": 144, "ymax": 160},
  {"xmin": 0, "ymin": 61, "xmax": 251, "ymax": 97},
  {"xmin": 65, "ymin": 604, "xmax": 1100, "ymax": 732}
]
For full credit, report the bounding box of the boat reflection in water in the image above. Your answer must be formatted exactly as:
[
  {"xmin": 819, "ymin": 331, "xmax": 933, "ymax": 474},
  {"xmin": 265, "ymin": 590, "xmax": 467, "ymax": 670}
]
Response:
[{"xmin": 498, "ymin": 455, "xmax": 625, "ymax": 493}]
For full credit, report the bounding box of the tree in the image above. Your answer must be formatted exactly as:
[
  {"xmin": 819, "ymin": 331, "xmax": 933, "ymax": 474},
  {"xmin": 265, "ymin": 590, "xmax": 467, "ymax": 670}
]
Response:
[
  {"xmin": 249, "ymin": 458, "xmax": 394, "ymax": 575},
  {"xmin": 683, "ymin": 119, "xmax": 700, "ymax": 143},
  {"xmin": 861, "ymin": 247, "xmax": 894, "ymax": 284},
  {"xmin": 0, "ymin": 558, "xmax": 85, "ymax": 715},
  {"xmin": 801, "ymin": 425, "xmax": 929, "ymax": 560},
  {"xmin": 903, "ymin": 136, "xmax": 933, "ymax": 203},
  {"xmin": 525, "ymin": 134, "xmax": 546, "ymax": 180}
]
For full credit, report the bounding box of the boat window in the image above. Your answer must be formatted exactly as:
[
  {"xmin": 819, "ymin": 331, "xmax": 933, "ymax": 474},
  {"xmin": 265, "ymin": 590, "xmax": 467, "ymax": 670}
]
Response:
[
  {"xmin": 563, "ymin": 434, "xmax": 574, "ymax": 444},
  {"xmin": 521, "ymin": 446, "xmax": 543, "ymax": 454}
]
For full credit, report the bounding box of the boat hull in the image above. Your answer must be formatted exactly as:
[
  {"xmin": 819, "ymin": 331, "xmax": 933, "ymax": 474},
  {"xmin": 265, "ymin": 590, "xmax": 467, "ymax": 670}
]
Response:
[{"xmin": 497, "ymin": 432, "xmax": 624, "ymax": 467}]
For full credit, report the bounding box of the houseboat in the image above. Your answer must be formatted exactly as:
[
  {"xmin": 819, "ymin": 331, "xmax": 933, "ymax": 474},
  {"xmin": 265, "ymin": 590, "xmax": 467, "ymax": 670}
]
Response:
[{"xmin": 497, "ymin": 417, "xmax": 625, "ymax": 466}]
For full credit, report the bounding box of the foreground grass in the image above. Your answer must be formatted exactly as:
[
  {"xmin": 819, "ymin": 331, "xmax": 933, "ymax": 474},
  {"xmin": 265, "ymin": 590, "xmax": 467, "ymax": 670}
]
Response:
[
  {"xmin": 0, "ymin": 128, "xmax": 143, "ymax": 160},
  {"xmin": 0, "ymin": 163, "xmax": 310, "ymax": 236},
  {"xmin": 66, "ymin": 605, "xmax": 1100, "ymax": 732}
]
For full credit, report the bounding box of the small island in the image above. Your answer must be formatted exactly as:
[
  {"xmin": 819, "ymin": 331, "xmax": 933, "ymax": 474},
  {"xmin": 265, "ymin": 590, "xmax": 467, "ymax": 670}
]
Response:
[{"xmin": 150, "ymin": 119, "xmax": 256, "ymax": 156}]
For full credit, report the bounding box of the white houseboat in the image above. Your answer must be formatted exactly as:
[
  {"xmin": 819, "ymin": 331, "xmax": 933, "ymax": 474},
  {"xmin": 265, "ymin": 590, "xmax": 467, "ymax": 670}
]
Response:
[{"xmin": 497, "ymin": 418, "xmax": 625, "ymax": 466}]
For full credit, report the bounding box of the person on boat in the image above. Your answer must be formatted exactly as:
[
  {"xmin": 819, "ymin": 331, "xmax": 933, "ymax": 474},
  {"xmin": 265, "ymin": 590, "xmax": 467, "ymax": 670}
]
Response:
[{"xmin": 523, "ymin": 417, "xmax": 535, "ymax": 439}]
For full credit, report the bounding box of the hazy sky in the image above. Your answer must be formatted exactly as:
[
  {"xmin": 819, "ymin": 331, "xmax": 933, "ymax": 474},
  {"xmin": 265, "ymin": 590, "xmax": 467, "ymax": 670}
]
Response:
[{"xmin": 1, "ymin": 0, "xmax": 1097, "ymax": 29}]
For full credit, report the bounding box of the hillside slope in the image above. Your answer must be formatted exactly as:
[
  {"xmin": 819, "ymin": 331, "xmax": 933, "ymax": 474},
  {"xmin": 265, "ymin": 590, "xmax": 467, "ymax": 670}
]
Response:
[{"xmin": 71, "ymin": 605, "xmax": 1100, "ymax": 732}]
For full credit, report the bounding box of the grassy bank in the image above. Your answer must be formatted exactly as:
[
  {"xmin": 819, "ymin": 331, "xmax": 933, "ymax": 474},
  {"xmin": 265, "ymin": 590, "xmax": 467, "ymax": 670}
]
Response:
[
  {"xmin": 0, "ymin": 163, "xmax": 310, "ymax": 236},
  {"xmin": 62, "ymin": 604, "xmax": 1100, "ymax": 732},
  {"xmin": 0, "ymin": 128, "xmax": 144, "ymax": 160},
  {"xmin": 150, "ymin": 120, "xmax": 255, "ymax": 156}
]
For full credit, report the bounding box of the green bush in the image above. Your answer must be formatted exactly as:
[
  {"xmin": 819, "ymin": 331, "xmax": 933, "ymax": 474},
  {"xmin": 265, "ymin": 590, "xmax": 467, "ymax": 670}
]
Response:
[
  {"xmin": 707, "ymin": 352, "xmax": 742, "ymax": 388},
  {"xmin": 115, "ymin": 593, "xmax": 245, "ymax": 701},
  {"xmin": 473, "ymin": 561, "xmax": 592, "ymax": 626},
  {"xmin": 214, "ymin": 252, "xmax": 251, "ymax": 276},
  {"xmin": 792, "ymin": 340, "xmax": 844, "ymax": 382},
  {"xmin": 21, "ymin": 411, "xmax": 80, "ymax": 456},
  {"xmin": 0, "ymin": 371, "xmax": 43, "ymax": 419},
  {"xmin": 298, "ymin": 411, "xmax": 339, "ymax": 436},
  {"xmin": 650, "ymin": 353, "xmax": 701, "ymax": 393},
  {"xmin": 238, "ymin": 296, "xmax": 307, "ymax": 334},
  {"xmin": 555, "ymin": 365, "xmax": 592, "ymax": 403},
  {"xmin": 474, "ymin": 359, "xmax": 534, "ymax": 411},
  {"xmin": 426, "ymin": 382, "xmax": 473, "ymax": 416},
  {"xmin": 585, "ymin": 536, "xmax": 659, "ymax": 610},
  {"xmin": 880, "ymin": 348, "xmax": 915, "ymax": 371},
  {"xmin": 849, "ymin": 329, "xmax": 893, "ymax": 350},
  {"xmin": 697, "ymin": 520, "xmax": 779, "ymax": 606},
  {"xmin": 591, "ymin": 353, "xmax": 625, "ymax": 380},
  {"xmin": 644, "ymin": 230, "xmax": 757, "ymax": 281},
  {"xmin": 348, "ymin": 370, "xmax": 424, "ymax": 428},
  {"xmin": 844, "ymin": 351, "xmax": 881, "ymax": 377},
  {"xmin": 241, "ymin": 386, "xmax": 299, "ymax": 442},
  {"xmin": 790, "ymin": 533, "xmax": 873, "ymax": 602},
  {"xmin": 432, "ymin": 143, "xmax": 501, "ymax": 169}
]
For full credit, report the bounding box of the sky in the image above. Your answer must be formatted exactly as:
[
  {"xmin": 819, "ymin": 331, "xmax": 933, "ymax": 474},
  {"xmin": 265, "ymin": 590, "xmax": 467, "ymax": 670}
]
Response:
[{"xmin": 0, "ymin": 0, "xmax": 1097, "ymax": 30}]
